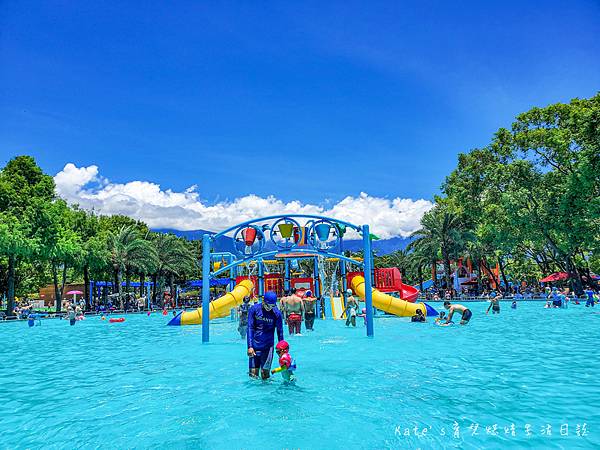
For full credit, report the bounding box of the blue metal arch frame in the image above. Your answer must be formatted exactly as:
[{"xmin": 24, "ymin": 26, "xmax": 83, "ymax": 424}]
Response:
[
  {"xmin": 213, "ymin": 214, "xmax": 362, "ymax": 239},
  {"xmin": 201, "ymin": 215, "xmax": 374, "ymax": 343},
  {"xmin": 211, "ymin": 249, "xmax": 364, "ymax": 278}
]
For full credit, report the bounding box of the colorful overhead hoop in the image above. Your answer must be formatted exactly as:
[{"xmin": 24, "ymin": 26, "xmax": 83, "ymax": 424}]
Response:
[
  {"xmin": 269, "ymin": 217, "xmax": 302, "ymax": 250},
  {"xmin": 232, "ymin": 224, "xmax": 265, "ymax": 257},
  {"xmin": 308, "ymin": 219, "xmax": 340, "ymax": 251}
]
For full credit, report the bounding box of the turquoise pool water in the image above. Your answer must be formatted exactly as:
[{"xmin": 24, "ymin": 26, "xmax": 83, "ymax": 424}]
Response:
[{"xmin": 1, "ymin": 302, "xmax": 599, "ymax": 449}]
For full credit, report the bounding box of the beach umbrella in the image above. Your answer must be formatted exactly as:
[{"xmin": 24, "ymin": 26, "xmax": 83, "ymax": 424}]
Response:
[
  {"xmin": 539, "ymin": 272, "xmax": 569, "ymax": 283},
  {"xmin": 66, "ymin": 290, "xmax": 83, "ymax": 303}
]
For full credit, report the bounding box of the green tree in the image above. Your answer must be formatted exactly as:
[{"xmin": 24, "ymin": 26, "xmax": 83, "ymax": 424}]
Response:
[
  {"xmin": 35, "ymin": 200, "xmax": 83, "ymax": 312},
  {"xmin": 72, "ymin": 208, "xmax": 109, "ymax": 309},
  {"xmin": 108, "ymin": 225, "xmax": 157, "ymax": 307},
  {"xmin": 409, "ymin": 206, "xmax": 470, "ymax": 293},
  {"xmin": 0, "ymin": 156, "xmax": 55, "ymax": 315},
  {"xmin": 150, "ymin": 233, "xmax": 196, "ymax": 305}
]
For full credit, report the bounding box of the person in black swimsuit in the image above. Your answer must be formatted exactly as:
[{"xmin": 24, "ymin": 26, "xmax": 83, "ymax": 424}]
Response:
[
  {"xmin": 411, "ymin": 308, "xmax": 426, "ymax": 322},
  {"xmin": 443, "ymin": 301, "xmax": 472, "ymax": 325},
  {"xmin": 486, "ymin": 294, "xmax": 500, "ymax": 315}
]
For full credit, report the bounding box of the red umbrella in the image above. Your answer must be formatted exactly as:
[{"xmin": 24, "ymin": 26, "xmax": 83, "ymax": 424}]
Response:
[
  {"xmin": 539, "ymin": 272, "xmax": 569, "ymax": 283},
  {"xmin": 66, "ymin": 290, "xmax": 83, "ymax": 295}
]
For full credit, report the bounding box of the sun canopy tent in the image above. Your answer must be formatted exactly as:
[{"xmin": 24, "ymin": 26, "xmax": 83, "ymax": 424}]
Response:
[
  {"xmin": 186, "ymin": 279, "xmax": 232, "ymax": 288},
  {"xmin": 539, "ymin": 272, "xmax": 569, "ymax": 283},
  {"xmin": 92, "ymin": 279, "xmax": 231, "ymax": 288}
]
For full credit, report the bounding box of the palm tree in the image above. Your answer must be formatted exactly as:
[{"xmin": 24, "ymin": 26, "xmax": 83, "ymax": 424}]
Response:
[
  {"xmin": 108, "ymin": 226, "xmax": 157, "ymax": 307},
  {"xmin": 150, "ymin": 233, "xmax": 196, "ymax": 306},
  {"xmin": 460, "ymin": 239, "xmax": 490, "ymax": 294},
  {"xmin": 386, "ymin": 249, "xmax": 409, "ymax": 278},
  {"xmin": 409, "ymin": 207, "xmax": 470, "ymax": 293},
  {"xmin": 407, "ymin": 230, "xmax": 440, "ymax": 288},
  {"xmin": 406, "ymin": 250, "xmax": 432, "ymax": 292}
]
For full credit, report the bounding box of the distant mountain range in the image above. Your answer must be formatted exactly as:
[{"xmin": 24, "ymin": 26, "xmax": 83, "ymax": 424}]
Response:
[{"xmin": 153, "ymin": 228, "xmax": 412, "ymax": 255}]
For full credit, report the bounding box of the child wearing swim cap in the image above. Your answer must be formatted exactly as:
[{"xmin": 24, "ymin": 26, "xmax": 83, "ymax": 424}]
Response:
[{"xmin": 271, "ymin": 340, "xmax": 296, "ymax": 383}]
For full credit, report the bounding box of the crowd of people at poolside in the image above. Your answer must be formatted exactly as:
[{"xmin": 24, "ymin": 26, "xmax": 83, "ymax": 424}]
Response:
[
  {"xmin": 6, "ymin": 283, "xmax": 599, "ymax": 329},
  {"xmin": 422, "ymin": 283, "xmax": 599, "ymax": 302}
]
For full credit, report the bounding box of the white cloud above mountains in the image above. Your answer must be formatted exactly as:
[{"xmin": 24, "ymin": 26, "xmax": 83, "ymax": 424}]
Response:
[{"xmin": 54, "ymin": 163, "xmax": 433, "ymax": 239}]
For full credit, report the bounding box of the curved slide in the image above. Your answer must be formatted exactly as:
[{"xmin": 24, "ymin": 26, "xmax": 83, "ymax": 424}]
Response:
[
  {"xmin": 168, "ymin": 279, "xmax": 254, "ymax": 326},
  {"xmin": 400, "ymin": 284, "xmax": 419, "ymax": 302},
  {"xmin": 351, "ymin": 276, "xmax": 437, "ymax": 317}
]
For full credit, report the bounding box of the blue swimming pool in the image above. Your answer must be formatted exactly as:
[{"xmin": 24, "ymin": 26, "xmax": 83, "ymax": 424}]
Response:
[{"xmin": 1, "ymin": 302, "xmax": 599, "ymax": 449}]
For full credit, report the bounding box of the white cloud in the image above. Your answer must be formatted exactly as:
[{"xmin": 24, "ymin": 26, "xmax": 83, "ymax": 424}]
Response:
[{"xmin": 54, "ymin": 163, "xmax": 433, "ymax": 239}]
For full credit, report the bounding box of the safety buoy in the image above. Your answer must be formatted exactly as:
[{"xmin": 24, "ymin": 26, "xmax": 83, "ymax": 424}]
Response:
[{"xmin": 109, "ymin": 317, "xmax": 125, "ymax": 323}]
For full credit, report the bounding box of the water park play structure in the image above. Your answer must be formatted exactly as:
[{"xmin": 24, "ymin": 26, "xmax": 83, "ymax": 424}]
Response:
[
  {"xmin": 167, "ymin": 214, "xmax": 436, "ymax": 341},
  {"xmin": 173, "ymin": 279, "xmax": 254, "ymax": 325}
]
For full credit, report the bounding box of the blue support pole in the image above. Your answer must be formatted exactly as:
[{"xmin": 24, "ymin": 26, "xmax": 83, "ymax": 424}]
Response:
[
  {"xmin": 340, "ymin": 259, "xmax": 348, "ymax": 300},
  {"xmin": 362, "ymin": 224, "xmax": 374, "ymax": 337},
  {"xmin": 202, "ymin": 233, "xmax": 211, "ymax": 343},
  {"xmin": 284, "ymin": 259, "xmax": 290, "ymax": 291},
  {"xmin": 313, "ymin": 256, "xmax": 320, "ymax": 298},
  {"xmin": 258, "ymin": 259, "xmax": 264, "ymax": 298}
]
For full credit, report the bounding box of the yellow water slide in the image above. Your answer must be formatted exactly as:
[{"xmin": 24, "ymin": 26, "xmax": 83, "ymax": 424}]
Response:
[
  {"xmin": 168, "ymin": 279, "xmax": 254, "ymax": 326},
  {"xmin": 350, "ymin": 276, "xmax": 436, "ymax": 317}
]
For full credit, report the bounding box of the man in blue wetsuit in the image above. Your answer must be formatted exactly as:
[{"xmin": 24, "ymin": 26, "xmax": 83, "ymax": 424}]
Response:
[
  {"xmin": 247, "ymin": 291, "xmax": 285, "ymax": 379},
  {"xmin": 584, "ymin": 288, "xmax": 596, "ymax": 307}
]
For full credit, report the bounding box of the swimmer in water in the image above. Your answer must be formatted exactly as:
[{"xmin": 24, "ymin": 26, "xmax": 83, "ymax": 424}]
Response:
[
  {"xmin": 27, "ymin": 314, "xmax": 41, "ymax": 327},
  {"xmin": 279, "ymin": 290, "xmax": 290, "ymax": 312},
  {"xmin": 443, "ymin": 301, "xmax": 472, "ymax": 325},
  {"xmin": 434, "ymin": 311, "xmax": 447, "ymax": 324},
  {"xmin": 284, "ymin": 288, "xmax": 304, "ymax": 335},
  {"xmin": 436, "ymin": 311, "xmax": 454, "ymax": 326},
  {"xmin": 247, "ymin": 291, "xmax": 285, "ymax": 380},
  {"xmin": 486, "ymin": 293, "xmax": 500, "ymax": 315},
  {"xmin": 271, "ymin": 340, "xmax": 296, "ymax": 383},
  {"xmin": 302, "ymin": 291, "xmax": 317, "ymax": 331},
  {"xmin": 410, "ymin": 308, "xmax": 426, "ymax": 322},
  {"xmin": 511, "ymin": 301, "xmax": 517, "ymax": 309},
  {"xmin": 359, "ymin": 307, "xmax": 367, "ymax": 326},
  {"xmin": 237, "ymin": 296, "xmax": 251, "ymax": 339},
  {"xmin": 66, "ymin": 306, "xmax": 76, "ymax": 326},
  {"xmin": 584, "ymin": 288, "xmax": 595, "ymax": 307},
  {"xmin": 343, "ymin": 289, "xmax": 360, "ymax": 327}
]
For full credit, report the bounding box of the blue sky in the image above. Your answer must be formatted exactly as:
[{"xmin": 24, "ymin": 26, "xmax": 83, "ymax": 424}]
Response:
[{"xmin": 1, "ymin": 1, "xmax": 599, "ymax": 224}]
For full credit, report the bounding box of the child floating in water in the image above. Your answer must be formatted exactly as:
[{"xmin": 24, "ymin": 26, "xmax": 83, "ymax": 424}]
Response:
[
  {"xmin": 271, "ymin": 340, "xmax": 296, "ymax": 383},
  {"xmin": 435, "ymin": 311, "xmax": 454, "ymax": 326},
  {"xmin": 359, "ymin": 308, "xmax": 367, "ymax": 326}
]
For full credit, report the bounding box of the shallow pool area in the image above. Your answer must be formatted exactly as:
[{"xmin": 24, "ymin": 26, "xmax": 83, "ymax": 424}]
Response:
[{"xmin": 1, "ymin": 302, "xmax": 599, "ymax": 449}]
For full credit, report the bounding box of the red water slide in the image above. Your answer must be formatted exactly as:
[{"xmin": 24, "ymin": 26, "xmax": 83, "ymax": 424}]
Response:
[{"xmin": 347, "ymin": 267, "xmax": 420, "ymax": 302}]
